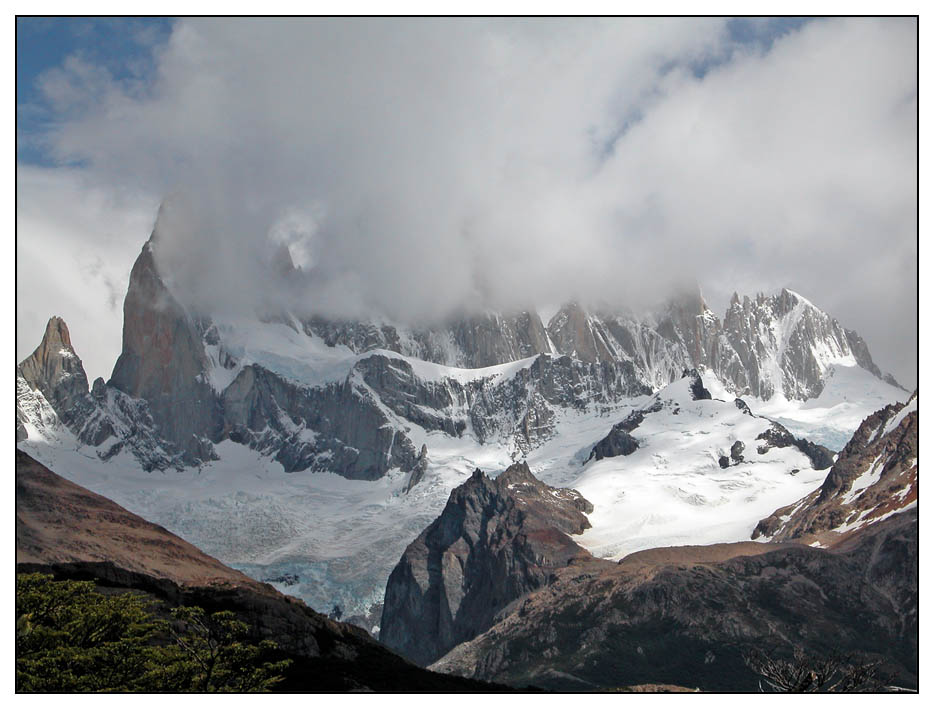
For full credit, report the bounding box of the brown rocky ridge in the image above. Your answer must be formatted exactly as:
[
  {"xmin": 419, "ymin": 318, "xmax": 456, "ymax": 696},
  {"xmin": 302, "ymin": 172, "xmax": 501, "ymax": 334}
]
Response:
[
  {"xmin": 429, "ymin": 509, "xmax": 916, "ymax": 690},
  {"xmin": 753, "ymin": 391, "xmax": 917, "ymax": 545}
]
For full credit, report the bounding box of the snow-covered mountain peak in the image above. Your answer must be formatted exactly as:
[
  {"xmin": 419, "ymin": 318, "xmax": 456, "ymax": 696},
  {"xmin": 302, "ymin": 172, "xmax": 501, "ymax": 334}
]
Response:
[{"xmin": 15, "ymin": 224, "xmax": 911, "ymax": 623}]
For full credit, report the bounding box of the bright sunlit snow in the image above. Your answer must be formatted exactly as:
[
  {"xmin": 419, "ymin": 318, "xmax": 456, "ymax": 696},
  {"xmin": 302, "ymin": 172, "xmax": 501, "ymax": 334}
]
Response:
[
  {"xmin": 17, "ymin": 309, "xmax": 910, "ymax": 620},
  {"xmin": 18, "ymin": 361, "xmax": 884, "ymax": 619},
  {"xmin": 736, "ymin": 363, "xmax": 909, "ymax": 450}
]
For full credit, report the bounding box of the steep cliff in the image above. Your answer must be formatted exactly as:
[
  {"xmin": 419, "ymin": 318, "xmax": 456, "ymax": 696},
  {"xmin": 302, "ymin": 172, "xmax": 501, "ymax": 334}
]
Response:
[
  {"xmin": 380, "ymin": 462, "xmax": 592, "ymax": 666},
  {"xmin": 753, "ymin": 392, "xmax": 918, "ymax": 543},
  {"xmin": 108, "ymin": 237, "xmax": 221, "ymax": 462}
]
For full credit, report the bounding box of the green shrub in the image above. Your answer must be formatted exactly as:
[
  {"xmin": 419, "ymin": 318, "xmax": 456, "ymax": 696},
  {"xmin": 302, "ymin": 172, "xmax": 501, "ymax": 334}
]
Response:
[{"xmin": 16, "ymin": 573, "xmax": 290, "ymax": 693}]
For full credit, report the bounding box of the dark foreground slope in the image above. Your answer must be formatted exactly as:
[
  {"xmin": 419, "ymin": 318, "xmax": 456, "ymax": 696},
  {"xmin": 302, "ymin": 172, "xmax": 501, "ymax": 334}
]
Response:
[
  {"xmin": 430, "ymin": 509, "xmax": 917, "ymax": 691},
  {"xmin": 15, "ymin": 450, "xmax": 506, "ymax": 692}
]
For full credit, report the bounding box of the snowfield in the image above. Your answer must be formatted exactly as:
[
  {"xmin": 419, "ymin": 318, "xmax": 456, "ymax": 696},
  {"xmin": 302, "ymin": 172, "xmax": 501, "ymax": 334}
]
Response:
[
  {"xmin": 18, "ymin": 345, "xmax": 909, "ymax": 621},
  {"xmin": 568, "ymin": 378, "xmax": 826, "ymax": 559},
  {"xmin": 747, "ymin": 362, "xmax": 908, "ymax": 450}
]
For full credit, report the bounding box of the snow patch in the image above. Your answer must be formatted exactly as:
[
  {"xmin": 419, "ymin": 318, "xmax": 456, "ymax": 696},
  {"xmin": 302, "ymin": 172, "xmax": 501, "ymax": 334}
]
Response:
[
  {"xmin": 882, "ymin": 397, "xmax": 918, "ymax": 438},
  {"xmin": 841, "ymin": 453, "xmax": 885, "ymax": 505}
]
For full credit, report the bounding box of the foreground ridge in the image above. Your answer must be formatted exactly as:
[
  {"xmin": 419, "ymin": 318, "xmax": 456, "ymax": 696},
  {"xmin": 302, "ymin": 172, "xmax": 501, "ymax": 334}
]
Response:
[{"xmin": 15, "ymin": 450, "xmax": 509, "ymax": 692}]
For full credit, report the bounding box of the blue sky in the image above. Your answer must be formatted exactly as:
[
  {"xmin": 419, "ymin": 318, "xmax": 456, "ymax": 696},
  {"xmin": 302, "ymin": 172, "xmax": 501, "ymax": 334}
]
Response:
[
  {"xmin": 17, "ymin": 17, "xmax": 815, "ymax": 165},
  {"xmin": 17, "ymin": 17, "xmax": 174, "ymax": 165}
]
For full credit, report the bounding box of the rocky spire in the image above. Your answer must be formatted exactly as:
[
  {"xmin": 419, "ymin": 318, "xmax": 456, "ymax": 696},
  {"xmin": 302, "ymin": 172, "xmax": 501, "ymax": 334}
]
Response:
[
  {"xmin": 381, "ymin": 461, "xmax": 593, "ymax": 666},
  {"xmin": 17, "ymin": 316, "xmax": 90, "ymax": 414},
  {"xmin": 546, "ymin": 301, "xmax": 615, "ymax": 364},
  {"xmin": 108, "ymin": 232, "xmax": 220, "ymax": 461}
]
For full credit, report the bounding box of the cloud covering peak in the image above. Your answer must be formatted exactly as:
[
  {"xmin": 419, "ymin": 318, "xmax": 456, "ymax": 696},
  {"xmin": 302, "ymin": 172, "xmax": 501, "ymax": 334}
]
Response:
[{"xmin": 17, "ymin": 17, "xmax": 918, "ymax": 385}]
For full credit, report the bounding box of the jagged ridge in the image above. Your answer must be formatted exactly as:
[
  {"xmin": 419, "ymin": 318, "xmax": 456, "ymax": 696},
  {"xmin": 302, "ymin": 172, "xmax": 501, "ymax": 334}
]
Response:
[
  {"xmin": 753, "ymin": 391, "xmax": 918, "ymax": 543},
  {"xmin": 379, "ymin": 462, "xmax": 593, "ymax": 666}
]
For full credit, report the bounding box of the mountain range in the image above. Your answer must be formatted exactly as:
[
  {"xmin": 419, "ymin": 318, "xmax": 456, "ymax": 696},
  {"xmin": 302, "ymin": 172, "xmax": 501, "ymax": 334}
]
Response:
[{"xmin": 15, "ymin": 211, "xmax": 916, "ymax": 690}]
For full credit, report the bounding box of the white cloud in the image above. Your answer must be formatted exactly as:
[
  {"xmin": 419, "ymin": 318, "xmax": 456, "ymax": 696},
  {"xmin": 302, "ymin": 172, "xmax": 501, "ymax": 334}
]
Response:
[
  {"xmin": 17, "ymin": 17, "xmax": 917, "ymax": 386},
  {"xmin": 16, "ymin": 166, "xmax": 159, "ymax": 382}
]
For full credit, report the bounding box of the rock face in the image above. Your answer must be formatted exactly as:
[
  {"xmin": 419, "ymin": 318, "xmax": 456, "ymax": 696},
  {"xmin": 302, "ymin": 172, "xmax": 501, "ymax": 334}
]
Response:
[
  {"xmin": 431, "ymin": 510, "xmax": 918, "ymax": 691},
  {"xmin": 306, "ymin": 287, "xmax": 892, "ymax": 403},
  {"xmin": 685, "ymin": 368, "xmax": 712, "ymax": 400},
  {"xmin": 753, "ymin": 392, "xmax": 918, "ymax": 543},
  {"xmin": 718, "ymin": 289, "xmax": 870, "ymax": 400},
  {"xmin": 16, "ymin": 317, "xmax": 108, "ymax": 446},
  {"xmin": 586, "ymin": 424, "xmax": 639, "ymax": 463},
  {"xmin": 108, "ymin": 238, "xmax": 221, "ymax": 463},
  {"xmin": 540, "ymin": 289, "xmax": 891, "ymax": 401},
  {"xmin": 16, "ymin": 317, "xmax": 185, "ymax": 471},
  {"xmin": 303, "ymin": 310, "xmax": 553, "ymax": 369},
  {"xmin": 755, "ymin": 422, "xmax": 835, "ymax": 470},
  {"xmin": 220, "ymin": 360, "xmax": 420, "ymax": 479},
  {"xmin": 380, "ymin": 462, "xmax": 593, "ymax": 666},
  {"xmin": 17, "ymin": 317, "xmax": 90, "ymax": 419},
  {"xmin": 405, "ymin": 445, "xmax": 430, "ymax": 493},
  {"xmin": 15, "ymin": 450, "xmax": 502, "ymax": 692},
  {"xmin": 16, "ymin": 210, "xmax": 896, "ymax": 481},
  {"xmin": 16, "ymin": 374, "xmax": 56, "ymax": 443}
]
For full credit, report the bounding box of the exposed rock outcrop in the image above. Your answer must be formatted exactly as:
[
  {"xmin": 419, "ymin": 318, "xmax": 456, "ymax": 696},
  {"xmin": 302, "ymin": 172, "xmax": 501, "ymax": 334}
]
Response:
[
  {"xmin": 380, "ymin": 462, "xmax": 593, "ymax": 666},
  {"xmin": 16, "ymin": 317, "xmax": 186, "ymax": 471},
  {"xmin": 303, "ymin": 286, "xmax": 893, "ymax": 404},
  {"xmin": 405, "ymin": 445, "xmax": 430, "ymax": 493},
  {"xmin": 586, "ymin": 424, "xmax": 639, "ymax": 463},
  {"xmin": 755, "ymin": 421, "xmax": 836, "ymax": 470},
  {"xmin": 221, "ymin": 360, "xmax": 420, "ymax": 479},
  {"xmin": 753, "ymin": 392, "xmax": 917, "ymax": 543},
  {"xmin": 16, "ymin": 373, "xmax": 59, "ymax": 443},
  {"xmin": 108, "ymin": 238, "xmax": 220, "ymax": 463},
  {"xmin": 541, "ymin": 288, "xmax": 894, "ymax": 402},
  {"xmin": 17, "ymin": 317, "xmax": 90, "ymax": 418},
  {"xmin": 684, "ymin": 368, "xmax": 712, "ymax": 400},
  {"xmin": 431, "ymin": 510, "xmax": 918, "ymax": 691},
  {"xmin": 303, "ymin": 310, "xmax": 552, "ymax": 369}
]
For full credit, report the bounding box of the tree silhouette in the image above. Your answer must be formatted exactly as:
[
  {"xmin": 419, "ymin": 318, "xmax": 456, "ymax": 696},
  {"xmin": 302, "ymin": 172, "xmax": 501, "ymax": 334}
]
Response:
[{"xmin": 744, "ymin": 646, "xmax": 888, "ymax": 692}]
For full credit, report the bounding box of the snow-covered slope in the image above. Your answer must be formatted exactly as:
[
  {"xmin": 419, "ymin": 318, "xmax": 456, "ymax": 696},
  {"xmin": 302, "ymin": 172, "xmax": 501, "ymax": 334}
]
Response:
[
  {"xmin": 19, "ymin": 367, "xmax": 871, "ymax": 623},
  {"xmin": 565, "ymin": 377, "xmax": 827, "ymax": 559},
  {"xmin": 16, "ymin": 374, "xmax": 61, "ymax": 443},
  {"xmin": 733, "ymin": 362, "xmax": 908, "ymax": 450},
  {"xmin": 15, "ymin": 227, "xmax": 910, "ymax": 625}
]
